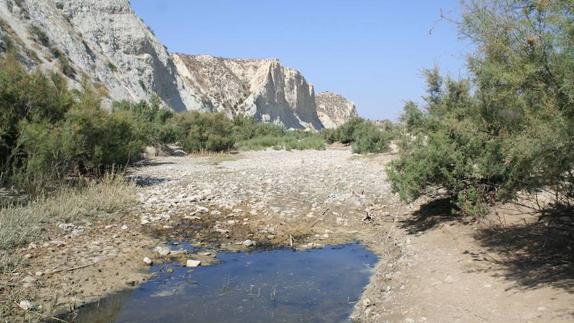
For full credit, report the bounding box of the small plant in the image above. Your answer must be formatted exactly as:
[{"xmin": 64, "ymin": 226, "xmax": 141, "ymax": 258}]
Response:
[
  {"xmin": 107, "ymin": 62, "xmax": 118, "ymax": 72},
  {"xmin": 28, "ymin": 25, "xmax": 50, "ymax": 47},
  {"xmin": 58, "ymin": 55, "xmax": 76, "ymax": 79}
]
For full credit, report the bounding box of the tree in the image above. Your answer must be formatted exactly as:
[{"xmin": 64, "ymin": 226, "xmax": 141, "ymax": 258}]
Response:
[{"xmin": 387, "ymin": 0, "xmax": 574, "ymax": 216}]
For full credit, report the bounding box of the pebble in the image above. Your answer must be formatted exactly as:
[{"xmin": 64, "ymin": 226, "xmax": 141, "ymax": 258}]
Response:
[
  {"xmin": 143, "ymin": 257, "xmax": 153, "ymax": 265},
  {"xmin": 21, "ymin": 276, "xmax": 35, "ymax": 284},
  {"xmin": 18, "ymin": 300, "xmax": 35, "ymax": 311},
  {"xmin": 242, "ymin": 240, "xmax": 256, "ymax": 247},
  {"xmin": 186, "ymin": 259, "xmax": 201, "ymax": 268},
  {"xmin": 154, "ymin": 246, "xmax": 171, "ymax": 257}
]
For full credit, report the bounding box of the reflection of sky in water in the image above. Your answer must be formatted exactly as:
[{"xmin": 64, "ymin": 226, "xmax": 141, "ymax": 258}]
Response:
[{"xmin": 67, "ymin": 244, "xmax": 378, "ymax": 323}]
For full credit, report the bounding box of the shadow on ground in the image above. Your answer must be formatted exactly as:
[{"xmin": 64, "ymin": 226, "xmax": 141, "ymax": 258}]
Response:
[
  {"xmin": 399, "ymin": 198, "xmax": 462, "ymax": 234},
  {"xmin": 403, "ymin": 198, "xmax": 573, "ymax": 292},
  {"xmin": 129, "ymin": 175, "xmax": 173, "ymax": 187},
  {"xmin": 473, "ymin": 204, "xmax": 573, "ymax": 292}
]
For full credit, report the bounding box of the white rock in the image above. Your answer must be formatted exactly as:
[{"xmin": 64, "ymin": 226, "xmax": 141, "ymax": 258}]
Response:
[
  {"xmin": 186, "ymin": 260, "xmax": 201, "ymax": 268},
  {"xmin": 18, "ymin": 300, "xmax": 35, "ymax": 311},
  {"xmin": 154, "ymin": 246, "xmax": 171, "ymax": 257},
  {"xmin": 242, "ymin": 240, "xmax": 256, "ymax": 247},
  {"xmin": 316, "ymin": 92, "xmax": 358, "ymax": 129},
  {"xmin": 21, "ymin": 276, "xmax": 35, "ymax": 284},
  {"xmin": 143, "ymin": 257, "xmax": 153, "ymax": 266}
]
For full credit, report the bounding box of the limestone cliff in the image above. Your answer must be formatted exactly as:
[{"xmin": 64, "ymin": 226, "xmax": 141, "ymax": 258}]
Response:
[
  {"xmin": 0, "ymin": 0, "xmax": 356, "ymax": 130},
  {"xmin": 173, "ymin": 54, "xmax": 324, "ymax": 130},
  {"xmin": 0, "ymin": 0, "xmax": 205, "ymax": 111},
  {"xmin": 315, "ymin": 92, "xmax": 358, "ymax": 128}
]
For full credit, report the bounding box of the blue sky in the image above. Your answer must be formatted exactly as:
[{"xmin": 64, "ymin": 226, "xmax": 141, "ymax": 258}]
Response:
[{"xmin": 131, "ymin": 1, "xmax": 472, "ymax": 120}]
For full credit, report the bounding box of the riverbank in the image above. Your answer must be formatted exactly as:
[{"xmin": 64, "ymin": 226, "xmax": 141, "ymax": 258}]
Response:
[{"xmin": 1, "ymin": 147, "xmax": 572, "ymax": 322}]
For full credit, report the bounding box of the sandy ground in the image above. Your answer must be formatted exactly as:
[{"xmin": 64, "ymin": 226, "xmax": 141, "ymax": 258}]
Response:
[{"xmin": 3, "ymin": 147, "xmax": 573, "ymax": 322}]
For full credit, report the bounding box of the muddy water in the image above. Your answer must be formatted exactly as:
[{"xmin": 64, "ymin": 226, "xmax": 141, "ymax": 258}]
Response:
[{"xmin": 65, "ymin": 244, "xmax": 377, "ymax": 323}]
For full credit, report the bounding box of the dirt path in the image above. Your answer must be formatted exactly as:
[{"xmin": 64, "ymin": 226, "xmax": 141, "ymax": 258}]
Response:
[{"xmin": 5, "ymin": 148, "xmax": 573, "ymax": 322}]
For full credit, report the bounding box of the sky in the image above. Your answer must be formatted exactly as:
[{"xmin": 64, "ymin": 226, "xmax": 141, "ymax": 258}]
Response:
[{"xmin": 131, "ymin": 1, "xmax": 473, "ymax": 120}]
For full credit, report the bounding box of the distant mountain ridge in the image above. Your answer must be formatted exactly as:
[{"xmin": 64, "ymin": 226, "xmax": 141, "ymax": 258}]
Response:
[{"xmin": 0, "ymin": 0, "xmax": 357, "ymax": 129}]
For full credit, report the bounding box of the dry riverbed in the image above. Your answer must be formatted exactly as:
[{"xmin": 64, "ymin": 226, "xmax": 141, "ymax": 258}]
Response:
[{"xmin": 2, "ymin": 147, "xmax": 572, "ymax": 322}]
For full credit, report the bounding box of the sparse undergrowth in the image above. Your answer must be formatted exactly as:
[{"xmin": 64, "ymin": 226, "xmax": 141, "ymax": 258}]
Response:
[{"xmin": 0, "ymin": 175, "xmax": 136, "ymax": 274}]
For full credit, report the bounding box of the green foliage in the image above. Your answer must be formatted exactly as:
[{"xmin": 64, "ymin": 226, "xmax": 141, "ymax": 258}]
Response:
[
  {"xmin": 58, "ymin": 55, "xmax": 76, "ymax": 79},
  {"xmin": 388, "ymin": 0, "xmax": 574, "ymax": 217},
  {"xmin": 113, "ymin": 95, "xmax": 179, "ymax": 146},
  {"xmin": 324, "ymin": 118, "xmax": 392, "ymax": 153},
  {"xmin": 28, "ymin": 25, "xmax": 50, "ymax": 47},
  {"xmin": 233, "ymin": 116, "xmax": 325, "ymax": 151},
  {"xmin": 0, "ymin": 55, "xmax": 142, "ymax": 191},
  {"xmin": 176, "ymin": 111, "xmax": 235, "ymax": 153},
  {"xmin": 232, "ymin": 116, "xmax": 286, "ymax": 141},
  {"xmin": 351, "ymin": 122, "xmax": 391, "ymax": 154}
]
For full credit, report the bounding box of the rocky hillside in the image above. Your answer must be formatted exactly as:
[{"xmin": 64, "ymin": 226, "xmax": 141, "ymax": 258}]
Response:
[
  {"xmin": 0, "ymin": 0, "xmax": 205, "ymax": 111},
  {"xmin": 173, "ymin": 54, "xmax": 324, "ymax": 130},
  {"xmin": 316, "ymin": 92, "xmax": 358, "ymax": 128},
  {"xmin": 0, "ymin": 0, "xmax": 354, "ymax": 130}
]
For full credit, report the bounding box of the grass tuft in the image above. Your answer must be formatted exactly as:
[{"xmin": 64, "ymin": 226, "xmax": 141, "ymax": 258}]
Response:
[{"xmin": 0, "ymin": 175, "xmax": 136, "ymax": 258}]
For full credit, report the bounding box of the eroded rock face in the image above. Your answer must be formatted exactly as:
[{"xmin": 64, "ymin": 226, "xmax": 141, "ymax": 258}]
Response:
[
  {"xmin": 174, "ymin": 54, "xmax": 324, "ymax": 130},
  {"xmin": 0, "ymin": 0, "xmax": 205, "ymax": 111},
  {"xmin": 315, "ymin": 92, "xmax": 358, "ymax": 128},
  {"xmin": 0, "ymin": 0, "xmax": 355, "ymax": 130}
]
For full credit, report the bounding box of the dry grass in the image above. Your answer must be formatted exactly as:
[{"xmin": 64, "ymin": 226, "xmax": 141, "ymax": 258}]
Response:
[
  {"xmin": 0, "ymin": 175, "xmax": 137, "ymax": 272},
  {"xmin": 0, "ymin": 175, "xmax": 137, "ymax": 321}
]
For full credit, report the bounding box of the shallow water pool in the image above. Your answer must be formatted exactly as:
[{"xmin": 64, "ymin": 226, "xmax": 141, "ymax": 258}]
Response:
[{"xmin": 65, "ymin": 244, "xmax": 377, "ymax": 323}]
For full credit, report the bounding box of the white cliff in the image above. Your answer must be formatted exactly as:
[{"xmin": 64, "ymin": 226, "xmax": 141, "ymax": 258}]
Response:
[
  {"xmin": 0, "ymin": 0, "xmax": 205, "ymax": 111},
  {"xmin": 0, "ymin": 0, "xmax": 356, "ymax": 130},
  {"xmin": 174, "ymin": 54, "xmax": 324, "ymax": 130},
  {"xmin": 315, "ymin": 92, "xmax": 358, "ymax": 128}
]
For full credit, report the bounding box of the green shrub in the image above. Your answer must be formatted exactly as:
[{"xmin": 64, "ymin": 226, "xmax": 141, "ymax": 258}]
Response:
[
  {"xmin": 387, "ymin": 0, "xmax": 574, "ymax": 217},
  {"xmin": 0, "ymin": 55, "xmax": 144, "ymax": 191},
  {"xmin": 233, "ymin": 117, "xmax": 326, "ymax": 151},
  {"xmin": 324, "ymin": 118, "xmax": 392, "ymax": 153},
  {"xmin": 284, "ymin": 135, "xmax": 326, "ymax": 151},
  {"xmin": 351, "ymin": 122, "xmax": 390, "ymax": 154},
  {"xmin": 177, "ymin": 111, "xmax": 235, "ymax": 152},
  {"xmin": 233, "ymin": 116, "xmax": 286, "ymax": 141},
  {"xmin": 12, "ymin": 106, "xmax": 144, "ymax": 190},
  {"xmin": 0, "ymin": 55, "xmax": 74, "ymax": 185},
  {"xmin": 113, "ymin": 96, "xmax": 178, "ymax": 146}
]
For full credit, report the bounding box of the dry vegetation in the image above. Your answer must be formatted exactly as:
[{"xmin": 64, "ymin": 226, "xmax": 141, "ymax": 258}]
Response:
[{"xmin": 0, "ymin": 175, "xmax": 136, "ymax": 269}]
